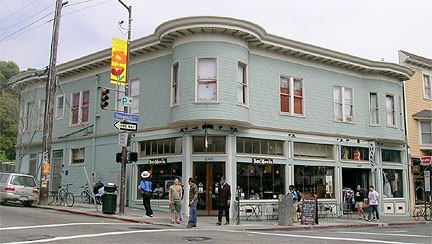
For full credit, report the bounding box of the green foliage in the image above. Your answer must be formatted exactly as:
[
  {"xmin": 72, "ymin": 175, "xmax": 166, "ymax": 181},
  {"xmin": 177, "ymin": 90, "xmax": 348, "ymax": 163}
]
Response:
[{"xmin": 0, "ymin": 61, "xmax": 20, "ymax": 162}]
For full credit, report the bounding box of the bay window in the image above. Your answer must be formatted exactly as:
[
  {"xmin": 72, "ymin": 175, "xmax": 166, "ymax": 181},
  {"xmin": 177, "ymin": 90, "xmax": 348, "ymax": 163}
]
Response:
[{"xmin": 196, "ymin": 58, "xmax": 217, "ymax": 101}]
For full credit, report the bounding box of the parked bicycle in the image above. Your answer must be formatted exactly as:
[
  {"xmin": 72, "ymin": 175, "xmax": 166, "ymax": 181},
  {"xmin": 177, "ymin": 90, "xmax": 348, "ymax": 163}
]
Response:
[
  {"xmin": 54, "ymin": 183, "xmax": 75, "ymax": 207},
  {"xmin": 413, "ymin": 202, "xmax": 431, "ymax": 221},
  {"xmin": 80, "ymin": 183, "xmax": 101, "ymax": 204}
]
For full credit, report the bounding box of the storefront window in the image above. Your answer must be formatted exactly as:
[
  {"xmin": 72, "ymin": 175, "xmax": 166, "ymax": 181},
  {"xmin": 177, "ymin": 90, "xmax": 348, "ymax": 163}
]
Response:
[
  {"xmin": 381, "ymin": 149, "xmax": 401, "ymax": 163},
  {"xmin": 193, "ymin": 136, "xmax": 225, "ymax": 153},
  {"xmin": 294, "ymin": 142, "xmax": 334, "ymax": 159},
  {"xmin": 139, "ymin": 138, "xmax": 182, "ymax": 157},
  {"xmin": 137, "ymin": 162, "xmax": 182, "ymax": 200},
  {"xmin": 341, "ymin": 146, "xmax": 369, "ymax": 161},
  {"xmin": 237, "ymin": 137, "xmax": 284, "ymax": 156},
  {"xmin": 382, "ymin": 169, "xmax": 403, "ymax": 198},
  {"xmin": 294, "ymin": 166, "xmax": 334, "ymax": 199},
  {"xmin": 237, "ymin": 162, "xmax": 285, "ymax": 200}
]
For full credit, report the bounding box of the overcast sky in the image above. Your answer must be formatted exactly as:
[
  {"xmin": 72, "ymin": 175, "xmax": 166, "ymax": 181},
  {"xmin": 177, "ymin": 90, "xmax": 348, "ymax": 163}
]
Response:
[{"xmin": 1, "ymin": 0, "xmax": 431, "ymax": 71}]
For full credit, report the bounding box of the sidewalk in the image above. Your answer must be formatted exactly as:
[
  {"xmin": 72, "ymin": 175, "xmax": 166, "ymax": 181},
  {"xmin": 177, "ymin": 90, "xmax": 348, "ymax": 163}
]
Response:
[{"xmin": 36, "ymin": 202, "xmax": 430, "ymax": 231}]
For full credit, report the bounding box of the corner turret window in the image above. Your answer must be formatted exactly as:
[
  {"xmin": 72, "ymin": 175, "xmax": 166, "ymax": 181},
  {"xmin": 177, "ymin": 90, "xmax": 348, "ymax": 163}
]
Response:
[{"xmin": 196, "ymin": 58, "xmax": 217, "ymax": 102}]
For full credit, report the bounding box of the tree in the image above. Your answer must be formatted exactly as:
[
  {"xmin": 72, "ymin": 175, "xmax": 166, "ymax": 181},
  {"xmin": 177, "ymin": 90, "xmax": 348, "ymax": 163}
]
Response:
[{"xmin": 0, "ymin": 61, "xmax": 20, "ymax": 162}]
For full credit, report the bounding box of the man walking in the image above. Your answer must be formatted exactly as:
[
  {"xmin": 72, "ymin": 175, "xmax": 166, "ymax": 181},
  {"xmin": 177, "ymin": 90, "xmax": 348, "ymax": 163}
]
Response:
[
  {"xmin": 138, "ymin": 171, "xmax": 153, "ymax": 217},
  {"xmin": 354, "ymin": 185, "xmax": 366, "ymax": 220},
  {"xmin": 216, "ymin": 176, "xmax": 231, "ymax": 225},
  {"xmin": 169, "ymin": 177, "xmax": 182, "ymax": 224},
  {"xmin": 187, "ymin": 177, "xmax": 198, "ymax": 228},
  {"xmin": 366, "ymin": 185, "xmax": 380, "ymax": 221}
]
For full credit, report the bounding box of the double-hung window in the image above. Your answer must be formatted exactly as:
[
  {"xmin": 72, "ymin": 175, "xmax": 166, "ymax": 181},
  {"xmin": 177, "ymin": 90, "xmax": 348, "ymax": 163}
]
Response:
[
  {"xmin": 386, "ymin": 94, "xmax": 396, "ymax": 127},
  {"xmin": 71, "ymin": 148, "xmax": 85, "ymax": 165},
  {"xmin": 37, "ymin": 99, "xmax": 45, "ymax": 130},
  {"xmin": 55, "ymin": 95, "xmax": 64, "ymax": 119},
  {"xmin": 423, "ymin": 74, "xmax": 431, "ymax": 99},
  {"xmin": 24, "ymin": 102, "xmax": 33, "ymax": 132},
  {"xmin": 333, "ymin": 86, "xmax": 353, "ymax": 122},
  {"xmin": 420, "ymin": 121, "xmax": 432, "ymax": 146},
  {"xmin": 280, "ymin": 76, "xmax": 303, "ymax": 115},
  {"xmin": 71, "ymin": 90, "xmax": 90, "ymax": 125},
  {"xmin": 369, "ymin": 92, "xmax": 379, "ymax": 125},
  {"xmin": 237, "ymin": 62, "xmax": 247, "ymax": 105},
  {"xmin": 196, "ymin": 58, "xmax": 217, "ymax": 101},
  {"xmin": 171, "ymin": 62, "xmax": 179, "ymax": 106}
]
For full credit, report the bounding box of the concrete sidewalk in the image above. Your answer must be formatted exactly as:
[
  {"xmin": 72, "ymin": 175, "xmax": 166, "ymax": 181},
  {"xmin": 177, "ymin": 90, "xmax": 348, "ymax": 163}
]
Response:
[{"xmin": 36, "ymin": 202, "xmax": 430, "ymax": 231}]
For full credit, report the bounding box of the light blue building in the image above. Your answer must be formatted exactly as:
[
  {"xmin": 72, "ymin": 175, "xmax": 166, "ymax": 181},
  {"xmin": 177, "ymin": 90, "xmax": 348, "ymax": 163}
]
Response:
[{"xmin": 10, "ymin": 16, "xmax": 414, "ymax": 218}]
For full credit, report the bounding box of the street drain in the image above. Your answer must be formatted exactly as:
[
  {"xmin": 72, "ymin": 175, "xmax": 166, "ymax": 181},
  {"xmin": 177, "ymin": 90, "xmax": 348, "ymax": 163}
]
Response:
[{"xmin": 183, "ymin": 237, "xmax": 211, "ymax": 242}]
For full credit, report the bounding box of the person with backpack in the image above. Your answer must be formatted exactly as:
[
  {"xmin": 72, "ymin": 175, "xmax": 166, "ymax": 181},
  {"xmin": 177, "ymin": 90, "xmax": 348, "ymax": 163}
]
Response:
[
  {"xmin": 138, "ymin": 171, "xmax": 153, "ymax": 217},
  {"xmin": 288, "ymin": 185, "xmax": 301, "ymax": 223}
]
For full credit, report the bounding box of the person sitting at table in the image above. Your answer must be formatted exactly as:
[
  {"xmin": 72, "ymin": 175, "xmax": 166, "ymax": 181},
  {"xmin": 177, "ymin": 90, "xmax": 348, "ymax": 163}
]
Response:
[{"xmin": 250, "ymin": 189, "xmax": 260, "ymax": 200}]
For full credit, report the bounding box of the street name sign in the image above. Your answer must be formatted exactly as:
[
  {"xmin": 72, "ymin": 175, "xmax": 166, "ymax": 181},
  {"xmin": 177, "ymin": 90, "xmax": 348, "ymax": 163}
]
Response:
[
  {"xmin": 114, "ymin": 111, "xmax": 139, "ymax": 123},
  {"xmin": 113, "ymin": 121, "xmax": 138, "ymax": 132}
]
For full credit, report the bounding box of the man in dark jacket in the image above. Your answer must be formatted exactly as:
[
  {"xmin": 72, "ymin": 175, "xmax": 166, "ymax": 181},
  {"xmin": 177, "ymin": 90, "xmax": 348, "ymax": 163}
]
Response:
[{"xmin": 217, "ymin": 176, "xmax": 231, "ymax": 225}]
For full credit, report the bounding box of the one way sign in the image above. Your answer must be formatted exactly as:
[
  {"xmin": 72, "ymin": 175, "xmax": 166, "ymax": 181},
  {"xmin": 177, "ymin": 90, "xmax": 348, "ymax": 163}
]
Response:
[{"xmin": 113, "ymin": 121, "xmax": 138, "ymax": 132}]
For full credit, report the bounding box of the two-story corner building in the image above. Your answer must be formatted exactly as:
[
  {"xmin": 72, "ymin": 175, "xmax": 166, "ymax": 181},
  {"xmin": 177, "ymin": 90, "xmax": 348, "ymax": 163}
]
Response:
[
  {"xmin": 398, "ymin": 51, "xmax": 432, "ymax": 211},
  {"xmin": 10, "ymin": 16, "xmax": 414, "ymax": 218}
]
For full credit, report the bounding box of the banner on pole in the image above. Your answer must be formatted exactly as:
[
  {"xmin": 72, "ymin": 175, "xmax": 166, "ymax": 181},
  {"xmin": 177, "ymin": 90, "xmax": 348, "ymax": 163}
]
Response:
[
  {"xmin": 110, "ymin": 38, "xmax": 128, "ymax": 86},
  {"xmin": 368, "ymin": 141, "xmax": 376, "ymax": 172}
]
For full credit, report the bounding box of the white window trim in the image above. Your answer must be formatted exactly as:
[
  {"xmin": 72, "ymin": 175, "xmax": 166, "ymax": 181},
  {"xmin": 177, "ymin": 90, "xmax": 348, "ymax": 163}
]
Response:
[
  {"xmin": 333, "ymin": 86, "xmax": 354, "ymax": 123},
  {"xmin": 418, "ymin": 120, "xmax": 432, "ymax": 149},
  {"xmin": 280, "ymin": 76, "xmax": 305, "ymax": 117},
  {"xmin": 237, "ymin": 61, "xmax": 249, "ymax": 107},
  {"xmin": 55, "ymin": 95, "xmax": 65, "ymax": 120},
  {"xmin": 385, "ymin": 94, "xmax": 397, "ymax": 128},
  {"xmin": 399, "ymin": 96, "xmax": 404, "ymax": 130},
  {"xmin": 70, "ymin": 148, "xmax": 85, "ymax": 165},
  {"xmin": 23, "ymin": 102, "xmax": 33, "ymax": 132},
  {"xmin": 171, "ymin": 61, "xmax": 180, "ymax": 107},
  {"xmin": 423, "ymin": 73, "xmax": 431, "ymax": 100},
  {"xmin": 70, "ymin": 91, "xmax": 89, "ymax": 127},
  {"xmin": 195, "ymin": 57, "xmax": 219, "ymax": 103},
  {"xmin": 368, "ymin": 91, "xmax": 380, "ymax": 126}
]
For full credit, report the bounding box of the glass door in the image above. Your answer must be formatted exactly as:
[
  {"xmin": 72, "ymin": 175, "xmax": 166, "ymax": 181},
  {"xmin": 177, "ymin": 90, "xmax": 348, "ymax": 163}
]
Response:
[{"xmin": 193, "ymin": 162, "xmax": 225, "ymax": 216}]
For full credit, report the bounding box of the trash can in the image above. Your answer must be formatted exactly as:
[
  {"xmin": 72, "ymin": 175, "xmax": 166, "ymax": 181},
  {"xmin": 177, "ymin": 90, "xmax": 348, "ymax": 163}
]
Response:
[
  {"xmin": 102, "ymin": 185, "xmax": 117, "ymax": 214},
  {"xmin": 278, "ymin": 194, "xmax": 293, "ymax": 226}
]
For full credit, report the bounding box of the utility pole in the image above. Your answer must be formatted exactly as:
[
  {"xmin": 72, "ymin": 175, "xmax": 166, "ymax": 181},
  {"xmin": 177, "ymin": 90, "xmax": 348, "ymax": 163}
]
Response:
[
  {"xmin": 117, "ymin": 0, "xmax": 132, "ymax": 215},
  {"xmin": 40, "ymin": 0, "xmax": 66, "ymax": 205}
]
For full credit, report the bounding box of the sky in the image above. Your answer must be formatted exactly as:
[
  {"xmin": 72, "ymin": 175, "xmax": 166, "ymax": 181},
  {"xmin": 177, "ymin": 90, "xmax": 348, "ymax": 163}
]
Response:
[{"xmin": 0, "ymin": 0, "xmax": 431, "ymax": 71}]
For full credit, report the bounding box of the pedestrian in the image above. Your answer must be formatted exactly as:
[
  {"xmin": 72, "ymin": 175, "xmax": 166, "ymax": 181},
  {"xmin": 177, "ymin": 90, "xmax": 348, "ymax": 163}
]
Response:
[
  {"xmin": 288, "ymin": 185, "xmax": 300, "ymax": 223},
  {"xmin": 216, "ymin": 176, "xmax": 231, "ymax": 225},
  {"xmin": 169, "ymin": 177, "xmax": 182, "ymax": 224},
  {"xmin": 354, "ymin": 185, "xmax": 366, "ymax": 220},
  {"xmin": 179, "ymin": 180, "xmax": 185, "ymax": 221},
  {"xmin": 138, "ymin": 171, "xmax": 153, "ymax": 217},
  {"xmin": 366, "ymin": 185, "xmax": 380, "ymax": 221},
  {"xmin": 187, "ymin": 177, "xmax": 198, "ymax": 228}
]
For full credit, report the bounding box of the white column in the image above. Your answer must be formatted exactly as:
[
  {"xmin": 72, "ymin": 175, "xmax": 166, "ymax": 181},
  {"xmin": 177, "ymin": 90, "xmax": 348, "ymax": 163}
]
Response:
[{"xmin": 184, "ymin": 134, "xmax": 192, "ymax": 217}]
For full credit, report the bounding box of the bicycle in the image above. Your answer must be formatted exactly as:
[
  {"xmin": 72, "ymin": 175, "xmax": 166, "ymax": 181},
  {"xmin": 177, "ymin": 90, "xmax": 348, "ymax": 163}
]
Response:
[
  {"xmin": 412, "ymin": 202, "xmax": 431, "ymax": 221},
  {"xmin": 54, "ymin": 183, "xmax": 75, "ymax": 207},
  {"xmin": 80, "ymin": 183, "xmax": 93, "ymax": 204}
]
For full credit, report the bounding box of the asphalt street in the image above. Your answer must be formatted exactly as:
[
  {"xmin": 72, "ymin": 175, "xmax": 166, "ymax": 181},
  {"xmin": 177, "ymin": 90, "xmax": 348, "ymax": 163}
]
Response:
[{"xmin": 1, "ymin": 203, "xmax": 431, "ymax": 244}]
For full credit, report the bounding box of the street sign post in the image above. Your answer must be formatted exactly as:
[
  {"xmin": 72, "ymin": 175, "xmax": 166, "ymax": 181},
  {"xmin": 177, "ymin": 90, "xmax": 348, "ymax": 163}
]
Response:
[
  {"xmin": 118, "ymin": 132, "xmax": 128, "ymax": 147},
  {"xmin": 113, "ymin": 121, "xmax": 138, "ymax": 132},
  {"xmin": 121, "ymin": 95, "xmax": 133, "ymax": 107},
  {"xmin": 114, "ymin": 111, "xmax": 139, "ymax": 123}
]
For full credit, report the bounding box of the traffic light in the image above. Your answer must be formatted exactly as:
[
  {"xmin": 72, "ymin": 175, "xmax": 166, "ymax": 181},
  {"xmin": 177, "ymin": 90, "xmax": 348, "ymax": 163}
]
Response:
[
  {"xmin": 116, "ymin": 152, "xmax": 122, "ymax": 163},
  {"xmin": 100, "ymin": 88, "xmax": 110, "ymax": 109}
]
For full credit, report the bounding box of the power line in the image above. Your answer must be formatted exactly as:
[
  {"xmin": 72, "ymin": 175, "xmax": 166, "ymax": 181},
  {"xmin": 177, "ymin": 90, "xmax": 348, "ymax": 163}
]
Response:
[
  {"xmin": 62, "ymin": 0, "xmax": 111, "ymax": 17},
  {"xmin": 0, "ymin": 0, "xmax": 38, "ymax": 23},
  {"xmin": 0, "ymin": 2, "xmax": 55, "ymax": 31},
  {"xmin": 0, "ymin": 11, "xmax": 54, "ymax": 43}
]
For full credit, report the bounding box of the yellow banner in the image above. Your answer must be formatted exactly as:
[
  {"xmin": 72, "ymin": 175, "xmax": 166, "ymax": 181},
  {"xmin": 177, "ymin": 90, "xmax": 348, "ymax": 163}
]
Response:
[{"xmin": 110, "ymin": 38, "xmax": 128, "ymax": 86}]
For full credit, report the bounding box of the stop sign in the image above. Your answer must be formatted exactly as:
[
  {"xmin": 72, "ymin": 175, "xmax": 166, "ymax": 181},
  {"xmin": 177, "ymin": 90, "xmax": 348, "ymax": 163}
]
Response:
[{"xmin": 420, "ymin": 156, "xmax": 432, "ymax": 166}]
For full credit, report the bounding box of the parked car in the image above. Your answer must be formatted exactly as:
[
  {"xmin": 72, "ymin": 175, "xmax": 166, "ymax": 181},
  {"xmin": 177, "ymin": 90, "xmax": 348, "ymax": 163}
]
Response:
[{"xmin": 0, "ymin": 172, "xmax": 39, "ymax": 207}]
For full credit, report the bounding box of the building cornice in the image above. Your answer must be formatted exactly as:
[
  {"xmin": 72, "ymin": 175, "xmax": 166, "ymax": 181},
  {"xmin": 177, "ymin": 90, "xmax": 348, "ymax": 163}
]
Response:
[{"xmin": 10, "ymin": 16, "xmax": 414, "ymax": 88}]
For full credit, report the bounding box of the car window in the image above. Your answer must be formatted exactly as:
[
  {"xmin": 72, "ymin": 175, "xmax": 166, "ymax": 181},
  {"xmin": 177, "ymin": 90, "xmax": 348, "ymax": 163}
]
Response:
[
  {"xmin": 11, "ymin": 175, "xmax": 36, "ymax": 187},
  {"xmin": 0, "ymin": 173, "xmax": 10, "ymax": 183}
]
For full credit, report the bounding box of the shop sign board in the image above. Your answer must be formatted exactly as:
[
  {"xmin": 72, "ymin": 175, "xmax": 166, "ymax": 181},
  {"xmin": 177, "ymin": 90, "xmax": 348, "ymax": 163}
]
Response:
[
  {"xmin": 420, "ymin": 156, "xmax": 431, "ymax": 166},
  {"xmin": 301, "ymin": 198, "xmax": 317, "ymax": 225},
  {"xmin": 252, "ymin": 158, "xmax": 273, "ymax": 164},
  {"xmin": 149, "ymin": 158, "xmax": 167, "ymax": 165}
]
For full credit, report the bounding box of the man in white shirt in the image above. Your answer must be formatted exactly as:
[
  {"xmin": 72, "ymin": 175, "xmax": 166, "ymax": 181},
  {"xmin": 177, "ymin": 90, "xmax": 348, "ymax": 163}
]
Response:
[{"xmin": 366, "ymin": 185, "xmax": 380, "ymax": 221}]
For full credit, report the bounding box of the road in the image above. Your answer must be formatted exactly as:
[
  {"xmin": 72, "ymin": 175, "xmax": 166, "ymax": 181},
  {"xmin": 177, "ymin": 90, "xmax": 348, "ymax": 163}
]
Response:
[{"xmin": 1, "ymin": 204, "xmax": 431, "ymax": 244}]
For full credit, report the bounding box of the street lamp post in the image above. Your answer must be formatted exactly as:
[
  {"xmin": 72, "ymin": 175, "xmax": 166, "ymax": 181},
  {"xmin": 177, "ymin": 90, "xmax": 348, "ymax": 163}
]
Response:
[{"xmin": 117, "ymin": 0, "xmax": 132, "ymax": 215}]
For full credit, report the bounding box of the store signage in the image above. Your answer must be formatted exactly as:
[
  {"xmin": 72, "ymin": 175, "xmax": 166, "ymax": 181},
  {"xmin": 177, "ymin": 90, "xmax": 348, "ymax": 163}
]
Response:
[
  {"xmin": 425, "ymin": 171, "xmax": 430, "ymax": 192},
  {"xmin": 252, "ymin": 158, "xmax": 273, "ymax": 164},
  {"xmin": 420, "ymin": 156, "xmax": 431, "ymax": 166},
  {"xmin": 149, "ymin": 158, "xmax": 167, "ymax": 165}
]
